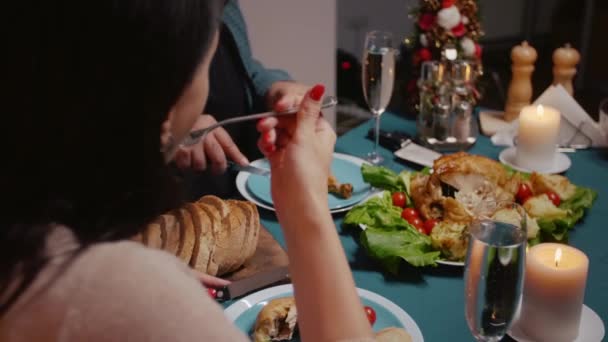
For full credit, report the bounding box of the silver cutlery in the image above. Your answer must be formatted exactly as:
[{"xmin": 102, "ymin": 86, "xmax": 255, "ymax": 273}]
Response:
[
  {"xmin": 182, "ymin": 95, "xmax": 337, "ymax": 147},
  {"xmin": 229, "ymin": 161, "xmax": 270, "ymax": 177}
]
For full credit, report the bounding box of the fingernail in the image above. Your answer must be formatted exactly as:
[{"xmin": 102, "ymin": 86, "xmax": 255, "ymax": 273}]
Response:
[
  {"xmin": 263, "ymin": 131, "xmax": 273, "ymax": 144},
  {"xmin": 207, "ymin": 288, "xmax": 217, "ymax": 298},
  {"xmin": 241, "ymin": 157, "xmax": 250, "ymax": 165},
  {"xmin": 310, "ymin": 84, "xmax": 325, "ymax": 101}
]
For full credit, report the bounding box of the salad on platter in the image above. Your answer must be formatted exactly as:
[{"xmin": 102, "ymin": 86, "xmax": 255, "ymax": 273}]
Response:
[{"xmin": 344, "ymin": 152, "xmax": 597, "ymax": 273}]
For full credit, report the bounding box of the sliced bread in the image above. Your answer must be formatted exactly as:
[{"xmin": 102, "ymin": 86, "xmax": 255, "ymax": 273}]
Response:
[
  {"xmin": 161, "ymin": 213, "xmax": 181, "ymax": 255},
  {"xmin": 176, "ymin": 208, "xmax": 196, "ymax": 263},
  {"xmin": 195, "ymin": 202, "xmax": 221, "ymax": 276},
  {"xmin": 184, "ymin": 203, "xmax": 210, "ymax": 274}
]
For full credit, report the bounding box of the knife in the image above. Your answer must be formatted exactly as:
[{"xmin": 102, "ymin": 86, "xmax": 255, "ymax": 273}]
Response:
[
  {"xmin": 211, "ymin": 266, "xmax": 290, "ymax": 302},
  {"xmin": 229, "ymin": 161, "xmax": 270, "ymax": 177}
]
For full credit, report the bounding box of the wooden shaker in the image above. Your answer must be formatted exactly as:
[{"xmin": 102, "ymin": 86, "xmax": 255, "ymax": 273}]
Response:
[
  {"xmin": 553, "ymin": 44, "xmax": 580, "ymax": 96},
  {"xmin": 504, "ymin": 41, "xmax": 538, "ymax": 121}
]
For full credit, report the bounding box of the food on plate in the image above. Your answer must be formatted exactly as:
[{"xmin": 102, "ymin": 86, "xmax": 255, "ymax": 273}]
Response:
[
  {"xmin": 491, "ymin": 208, "xmax": 539, "ymax": 240},
  {"xmin": 328, "ymin": 174, "xmax": 353, "ymax": 199},
  {"xmin": 253, "ymin": 297, "xmax": 298, "ymax": 342},
  {"xmin": 344, "ymin": 152, "xmax": 596, "ymax": 271},
  {"xmin": 429, "ymin": 221, "xmax": 468, "ymax": 261},
  {"xmin": 392, "ymin": 192, "xmax": 407, "ymax": 208},
  {"xmin": 364, "ymin": 305, "xmax": 376, "ymax": 325},
  {"xmin": 374, "ymin": 327, "xmax": 413, "ymax": 342},
  {"xmin": 135, "ymin": 195, "xmax": 260, "ymax": 276},
  {"xmin": 530, "ymin": 173, "xmax": 576, "ymax": 201}
]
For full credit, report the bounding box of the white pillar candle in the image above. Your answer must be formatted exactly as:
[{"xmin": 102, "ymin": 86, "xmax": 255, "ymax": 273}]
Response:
[
  {"xmin": 519, "ymin": 243, "xmax": 589, "ymax": 342},
  {"xmin": 515, "ymin": 105, "xmax": 561, "ymax": 170}
]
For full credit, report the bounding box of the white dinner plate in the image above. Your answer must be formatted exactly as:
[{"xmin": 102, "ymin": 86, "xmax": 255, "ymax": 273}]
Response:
[
  {"xmin": 499, "ymin": 146, "xmax": 571, "ymax": 174},
  {"xmin": 236, "ymin": 152, "xmax": 371, "ymax": 214},
  {"xmin": 224, "ymin": 284, "xmax": 424, "ymax": 342},
  {"xmin": 508, "ymin": 304, "xmax": 605, "ymax": 342}
]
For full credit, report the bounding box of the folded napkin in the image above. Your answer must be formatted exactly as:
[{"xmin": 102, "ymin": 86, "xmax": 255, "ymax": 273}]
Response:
[{"xmin": 491, "ymin": 85, "xmax": 608, "ymax": 147}]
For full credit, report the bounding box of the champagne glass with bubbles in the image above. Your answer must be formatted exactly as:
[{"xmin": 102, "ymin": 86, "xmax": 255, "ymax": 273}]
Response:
[
  {"xmin": 361, "ymin": 31, "xmax": 396, "ymax": 164},
  {"xmin": 464, "ymin": 201, "xmax": 527, "ymax": 341}
]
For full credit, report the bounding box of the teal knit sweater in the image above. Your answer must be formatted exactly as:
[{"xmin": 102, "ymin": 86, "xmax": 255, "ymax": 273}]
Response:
[{"xmin": 223, "ymin": 0, "xmax": 292, "ymax": 105}]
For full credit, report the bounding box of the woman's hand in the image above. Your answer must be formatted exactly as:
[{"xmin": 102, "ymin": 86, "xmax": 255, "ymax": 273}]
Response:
[
  {"xmin": 266, "ymin": 81, "xmax": 310, "ymax": 113},
  {"xmin": 256, "ymin": 84, "xmax": 335, "ymax": 219},
  {"xmin": 174, "ymin": 114, "xmax": 249, "ymax": 174}
]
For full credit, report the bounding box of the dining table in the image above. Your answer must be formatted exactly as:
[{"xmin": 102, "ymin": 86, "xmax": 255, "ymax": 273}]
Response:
[{"xmin": 227, "ymin": 111, "xmax": 608, "ymax": 342}]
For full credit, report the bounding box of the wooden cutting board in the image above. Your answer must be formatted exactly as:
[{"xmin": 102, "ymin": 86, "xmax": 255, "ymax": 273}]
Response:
[{"xmin": 225, "ymin": 226, "xmax": 288, "ymax": 281}]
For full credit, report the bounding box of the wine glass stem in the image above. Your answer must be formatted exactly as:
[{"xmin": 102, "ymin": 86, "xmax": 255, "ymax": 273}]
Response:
[{"xmin": 374, "ymin": 115, "xmax": 381, "ymax": 157}]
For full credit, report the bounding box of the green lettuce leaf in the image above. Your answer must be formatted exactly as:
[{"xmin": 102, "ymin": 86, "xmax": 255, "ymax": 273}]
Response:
[
  {"xmin": 361, "ymin": 228, "xmax": 440, "ymax": 273},
  {"xmin": 344, "ymin": 192, "xmax": 440, "ymax": 271},
  {"xmin": 536, "ymin": 187, "xmax": 597, "ymax": 242},
  {"xmin": 361, "ymin": 164, "xmax": 405, "ymax": 192}
]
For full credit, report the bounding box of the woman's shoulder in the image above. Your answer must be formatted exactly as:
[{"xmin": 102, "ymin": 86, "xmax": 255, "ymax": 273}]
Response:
[{"xmin": 57, "ymin": 240, "xmax": 247, "ymax": 341}]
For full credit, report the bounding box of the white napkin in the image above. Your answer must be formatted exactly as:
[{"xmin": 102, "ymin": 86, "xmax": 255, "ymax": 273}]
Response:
[{"xmin": 491, "ymin": 85, "xmax": 608, "ymax": 147}]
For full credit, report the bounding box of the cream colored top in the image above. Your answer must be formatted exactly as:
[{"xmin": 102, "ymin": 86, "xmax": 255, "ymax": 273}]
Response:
[
  {"xmin": 0, "ymin": 226, "xmax": 248, "ymax": 341},
  {"xmin": 0, "ymin": 227, "xmax": 376, "ymax": 342}
]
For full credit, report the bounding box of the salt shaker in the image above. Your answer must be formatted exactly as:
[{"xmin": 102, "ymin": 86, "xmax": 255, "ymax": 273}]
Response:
[{"xmin": 432, "ymin": 95, "xmax": 451, "ymax": 141}]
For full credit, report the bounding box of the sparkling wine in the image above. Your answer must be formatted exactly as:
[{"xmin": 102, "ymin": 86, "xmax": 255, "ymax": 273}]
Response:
[
  {"xmin": 465, "ymin": 220, "xmax": 526, "ymax": 342},
  {"xmin": 362, "ymin": 48, "xmax": 395, "ymax": 116}
]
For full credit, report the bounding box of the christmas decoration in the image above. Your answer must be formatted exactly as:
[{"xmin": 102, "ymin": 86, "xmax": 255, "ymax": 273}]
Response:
[{"xmin": 406, "ymin": 0, "xmax": 484, "ymax": 109}]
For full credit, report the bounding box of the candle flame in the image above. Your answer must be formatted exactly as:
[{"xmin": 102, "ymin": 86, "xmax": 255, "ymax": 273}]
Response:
[
  {"xmin": 537, "ymin": 105, "xmax": 545, "ymax": 117},
  {"xmin": 555, "ymin": 248, "xmax": 562, "ymax": 267}
]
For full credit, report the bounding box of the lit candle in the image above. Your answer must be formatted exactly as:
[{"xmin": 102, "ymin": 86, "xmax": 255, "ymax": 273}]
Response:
[
  {"xmin": 515, "ymin": 105, "xmax": 561, "ymax": 171},
  {"xmin": 519, "ymin": 243, "xmax": 589, "ymax": 341}
]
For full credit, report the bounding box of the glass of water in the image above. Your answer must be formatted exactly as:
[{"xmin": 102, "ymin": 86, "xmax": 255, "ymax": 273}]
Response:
[
  {"xmin": 361, "ymin": 30, "xmax": 396, "ymax": 164},
  {"xmin": 464, "ymin": 201, "xmax": 527, "ymax": 341}
]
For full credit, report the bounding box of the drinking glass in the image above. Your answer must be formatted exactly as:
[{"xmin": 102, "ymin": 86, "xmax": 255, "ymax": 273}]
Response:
[
  {"xmin": 464, "ymin": 202, "xmax": 528, "ymax": 341},
  {"xmin": 361, "ymin": 31, "xmax": 396, "ymax": 164}
]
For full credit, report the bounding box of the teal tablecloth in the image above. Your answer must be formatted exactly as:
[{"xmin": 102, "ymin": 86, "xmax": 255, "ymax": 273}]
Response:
[{"xmin": 238, "ymin": 112, "xmax": 608, "ymax": 341}]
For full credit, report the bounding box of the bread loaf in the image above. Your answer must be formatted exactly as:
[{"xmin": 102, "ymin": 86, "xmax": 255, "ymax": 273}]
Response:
[{"xmin": 136, "ymin": 197, "xmax": 259, "ymax": 277}]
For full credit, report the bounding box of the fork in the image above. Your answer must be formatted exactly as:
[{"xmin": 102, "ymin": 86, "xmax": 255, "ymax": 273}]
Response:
[{"xmin": 181, "ymin": 95, "xmax": 337, "ymax": 147}]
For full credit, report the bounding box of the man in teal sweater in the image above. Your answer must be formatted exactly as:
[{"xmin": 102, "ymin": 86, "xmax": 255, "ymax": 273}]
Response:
[{"xmin": 175, "ymin": 0, "xmax": 310, "ymax": 197}]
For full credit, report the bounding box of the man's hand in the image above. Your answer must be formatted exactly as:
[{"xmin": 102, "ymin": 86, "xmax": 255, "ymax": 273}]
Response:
[
  {"xmin": 266, "ymin": 81, "xmax": 311, "ymax": 112},
  {"xmin": 174, "ymin": 114, "xmax": 249, "ymax": 174}
]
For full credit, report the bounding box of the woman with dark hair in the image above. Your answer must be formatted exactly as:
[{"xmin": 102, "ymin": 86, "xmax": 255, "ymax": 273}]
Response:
[{"xmin": 0, "ymin": 1, "xmax": 373, "ymax": 341}]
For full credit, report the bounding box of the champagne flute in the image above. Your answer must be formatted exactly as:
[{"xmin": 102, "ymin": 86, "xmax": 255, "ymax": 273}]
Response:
[
  {"xmin": 361, "ymin": 31, "xmax": 396, "ymax": 164},
  {"xmin": 464, "ymin": 202, "xmax": 527, "ymax": 341}
]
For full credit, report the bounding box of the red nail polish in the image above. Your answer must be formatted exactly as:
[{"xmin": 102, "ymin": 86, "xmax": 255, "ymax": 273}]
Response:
[
  {"xmin": 207, "ymin": 288, "xmax": 217, "ymax": 298},
  {"xmin": 310, "ymin": 84, "xmax": 325, "ymax": 101},
  {"xmin": 263, "ymin": 131, "xmax": 273, "ymax": 144}
]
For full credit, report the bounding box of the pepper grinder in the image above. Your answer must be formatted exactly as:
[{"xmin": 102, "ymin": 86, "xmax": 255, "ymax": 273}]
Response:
[
  {"xmin": 504, "ymin": 41, "xmax": 537, "ymax": 122},
  {"xmin": 553, "ymin": 44, "xmax": 580, "ymax": 96}
]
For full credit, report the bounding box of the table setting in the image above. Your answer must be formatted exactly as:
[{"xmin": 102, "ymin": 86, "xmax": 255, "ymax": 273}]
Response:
[{"xmin": 208, "ymin": 2, "xmax": 608, "ymax": 341}]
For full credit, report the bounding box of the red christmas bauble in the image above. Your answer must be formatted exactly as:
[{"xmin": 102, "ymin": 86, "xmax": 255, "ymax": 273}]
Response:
[
  {"xmin": 451, "ymin": 22, "xmax": 466, "ymax": 37},
  {"xmin": 442, "ymin": 0, "xmax": 456, "ymax": 8},
  {"xmin": 475, "ymin": 44, "xmax": 483, "ymax": 59},
  {"xmin": 418, "ymin": 48, "xmax": 432, "ymax": 62},
  {"xmin": 418, "ymin": 13, "xmax": 436, "ymax": 31}
]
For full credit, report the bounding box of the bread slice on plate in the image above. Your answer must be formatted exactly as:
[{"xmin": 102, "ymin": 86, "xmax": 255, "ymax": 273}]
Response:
[
  {"xmin": 161, "ymin": 213, "xmax": 180, "ymax": 255},
  {"xmin": 195, "ymin": 202, "xmax": 220, "ymax": 276},
  {"xmin": 176, "ymin": 208, "xmax": 196, "ymax": 263},
  {"xmin": 184, "ymin": 203, "xmax": 210, "ymax": 274},
  {"xmin": 226, "ymin": 200, "xmax": 250, "ymax": 270},
  {"xmin": 143, "ymin": 217, "xmax": 165, "ymax": 249},
  {"xmin": 374, "ymin": 327, "xmax": 413, "ymax": 342},
  {"xmin": 231, "ymin": 201, "xmax": 259, "ymax": 264}
]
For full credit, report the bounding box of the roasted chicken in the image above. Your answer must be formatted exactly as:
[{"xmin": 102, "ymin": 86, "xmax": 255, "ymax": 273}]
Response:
[{"xmin": 328, "ymin": 175, "xmax": 353, "ymax": 199}]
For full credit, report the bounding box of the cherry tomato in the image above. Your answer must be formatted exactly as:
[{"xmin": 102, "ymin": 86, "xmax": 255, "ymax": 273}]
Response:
[
  {"xmin": 364, "ymin": 306, "xmax": 376, "ymax": 325},
  {"xmin": 424, "ymin": 219, "xmax": 438, "ymax": 235},
  {"xmin": 392, "ymin": 192, "xmax": 407, "ymax": 208},
  {"xmin": 408, "ymin": 217, "xmax": 425, "ymax": 233},
  {"xmin": 546, "ymin": 191, "xmax": 561, "ymax": 207},
  {"xmin": 516, "ymin": 183, "xmax": 533, "ymax": 204},
  {"xmin": 401, "ymin": 207, "xmax": 419, "ymax": 221}
]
